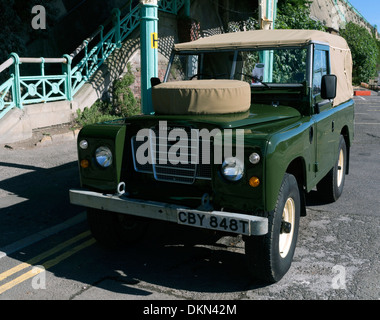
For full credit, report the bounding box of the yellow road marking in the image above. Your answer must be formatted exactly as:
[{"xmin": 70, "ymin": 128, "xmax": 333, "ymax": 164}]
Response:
[
  {"xmin": 0, "ymin": 231, "xmax": 95, "ymax": 295},
  {"xmin": 0, "ymin": 231, "xmax": 90, "ymax": 282}
]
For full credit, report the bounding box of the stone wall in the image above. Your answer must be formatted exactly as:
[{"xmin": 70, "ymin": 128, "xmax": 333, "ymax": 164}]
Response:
[{"xmin": 310, "ymin": 0, "xmax": 379, "ymax": 38}]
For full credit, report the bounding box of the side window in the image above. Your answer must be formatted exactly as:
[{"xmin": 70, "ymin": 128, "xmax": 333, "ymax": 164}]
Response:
[{"xmin": 312, "ymin": 49, "xmax": 328, "ymax": 96}]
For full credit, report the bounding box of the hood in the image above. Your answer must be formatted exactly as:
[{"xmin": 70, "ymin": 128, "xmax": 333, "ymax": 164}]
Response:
[
  {"xmin": 127, "ymin": 104, "xmax": 301, "ymax": 130},
  {"xmin": 202, "ymin": 104, "xmax": 301, "ymax": 129}
]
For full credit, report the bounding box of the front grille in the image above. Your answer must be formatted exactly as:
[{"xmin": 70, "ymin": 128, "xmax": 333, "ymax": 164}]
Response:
[{"xmin": 131, "ymin": 126, "xmax": 212, "ymax": 184}]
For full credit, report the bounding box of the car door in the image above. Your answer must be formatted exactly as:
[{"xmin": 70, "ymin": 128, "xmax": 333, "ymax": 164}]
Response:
[{"xmin": 312, "ymin": 45, "xmax": 335, "ymax": 180}]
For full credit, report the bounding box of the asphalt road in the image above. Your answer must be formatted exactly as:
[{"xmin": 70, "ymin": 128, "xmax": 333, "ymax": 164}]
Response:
[{"xmin": 0, "ymin": 93, "xmax": 379, "ymax": 304}]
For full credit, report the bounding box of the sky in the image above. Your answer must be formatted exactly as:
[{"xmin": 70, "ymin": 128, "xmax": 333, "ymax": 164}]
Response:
[{"xmin": 346, "ymin": 0, "xmax": 380, "ymax": 29}]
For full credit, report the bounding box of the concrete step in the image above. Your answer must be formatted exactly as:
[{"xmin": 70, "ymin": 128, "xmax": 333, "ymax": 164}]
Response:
[{"xmin": 2, "ymin": 123, "xmax": 80, "ymax": 150}]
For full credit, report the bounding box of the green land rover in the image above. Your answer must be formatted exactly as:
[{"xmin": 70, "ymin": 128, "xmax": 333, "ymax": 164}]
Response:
[{"xmin": 70, "ymin": 29, "xmax": 354, "ymax": 283}]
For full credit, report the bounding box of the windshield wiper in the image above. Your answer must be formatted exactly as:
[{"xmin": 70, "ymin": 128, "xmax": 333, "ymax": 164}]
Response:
[
  {"xmin": 251, "ymin": 76, "xmax": 271, "ymax": 89},
  {"xmin": 236, "ymin": 73, "xmax": 271, "ymax": 89}
]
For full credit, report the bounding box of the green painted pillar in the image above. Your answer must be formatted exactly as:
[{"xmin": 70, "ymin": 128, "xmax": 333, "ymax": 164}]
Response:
[
  {"xmin": 140, "ymin": 0, "xmax": 159, "ymax": 115},
  {"xmin": 259, "ymin": 0, "xmax": 277, "ymax": 83}
]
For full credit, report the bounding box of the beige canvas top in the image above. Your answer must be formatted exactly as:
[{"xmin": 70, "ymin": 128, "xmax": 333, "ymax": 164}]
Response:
[
  {"xmin": 174, "ymin": 29, "xmax": 349, "ymax": 51},
  {"xmin": 152, "ymin": 80, "xmax": 251, "ymax": 115},
  {"xmin": 174, "ymin": 30, "xmax": 353, "ymax": 106}
]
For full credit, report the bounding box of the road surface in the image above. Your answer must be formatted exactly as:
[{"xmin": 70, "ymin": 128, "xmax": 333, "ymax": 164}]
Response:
[{"xmin": 0, "ymin": 93, "xmax": 379, "ymax": 305}]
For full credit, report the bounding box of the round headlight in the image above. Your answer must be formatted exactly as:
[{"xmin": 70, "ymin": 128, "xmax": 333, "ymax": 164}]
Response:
[
  {"xmin": 249, "ymin": 152, "xmax": 260, "ymax": 164},
  {"xmin": 95, "ymin": 146, "xmax": 113, "ymax": 168},
  {"xmin": 221, "ymin": 157, "xmax": 244, "ymax": 181},
  {"xmin": 79, "ymin": 140, "xmax": 88, "ymax": 150}
]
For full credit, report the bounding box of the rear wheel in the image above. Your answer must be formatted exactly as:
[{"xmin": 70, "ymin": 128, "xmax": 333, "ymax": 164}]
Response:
[
  {"xmin": 87, "ymin": 208, "xmax": 149, "ymax": 247},
  {"xmin": 245, "ymin": 173, "xmax": 300, "ymax": 283},
  {"xmin": 317, "ymin": 135, "xmax": 347, "ymax": 203}
]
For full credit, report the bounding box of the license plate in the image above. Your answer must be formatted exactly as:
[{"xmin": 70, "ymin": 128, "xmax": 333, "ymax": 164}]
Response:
[{"xmin": 177, "ymin": 209, "xmax": 251, "ymax": 235}]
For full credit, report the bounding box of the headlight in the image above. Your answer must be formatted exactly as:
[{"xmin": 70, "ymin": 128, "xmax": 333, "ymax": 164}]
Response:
[
  {"xmin": 221, "ymin": 157, "xmax": 244, "ymax": 181},
  {"xmin": 95, "ymin": 146, "xmax": 113, "ymax": 168}
]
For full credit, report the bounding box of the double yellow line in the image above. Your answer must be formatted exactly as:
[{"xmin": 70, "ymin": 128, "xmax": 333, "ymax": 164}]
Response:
[{"xmin": 0, "ymin": 231, "xmax": 96, "ymax": 295}]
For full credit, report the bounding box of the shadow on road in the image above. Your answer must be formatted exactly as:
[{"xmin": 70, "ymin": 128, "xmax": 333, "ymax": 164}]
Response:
[
  {"xmin": 0, "ymin": 160, "xmax": 82, "ymax": 246},
  {"xmin": 76, "ymin": 221, "xmax": 271, "ymax": 297}
]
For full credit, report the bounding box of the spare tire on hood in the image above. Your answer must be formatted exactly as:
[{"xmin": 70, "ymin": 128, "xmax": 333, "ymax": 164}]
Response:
[{"xmin": 152, "ymin": 80, "xmax": 251, "ymax": 115}]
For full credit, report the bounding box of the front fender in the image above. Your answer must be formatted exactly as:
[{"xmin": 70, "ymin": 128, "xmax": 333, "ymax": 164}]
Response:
[
  {"xmin": 264, "ymin": 121, "xmax": 312, "ymax": 212},
  {"xmin": 77, "ymin": 123, "xmax": 126, "ymax": 192}
]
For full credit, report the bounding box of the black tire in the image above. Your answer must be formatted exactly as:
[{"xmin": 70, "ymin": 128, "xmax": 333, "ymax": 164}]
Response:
[
  {"xmin": 317, "ymin": 135, "xmax": 347, "ymax": 203},
  {"xmin": 245, "ymin": 173, "xmax": 301, "ymax": 283},
  {"xmin": 87, "ymin": 208, "xmax": 149, "ymax": 247}
]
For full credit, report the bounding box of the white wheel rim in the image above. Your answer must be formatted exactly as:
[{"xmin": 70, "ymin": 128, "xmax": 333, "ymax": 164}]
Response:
[
  {"xmin": 279, "ymin": 197, "xmax": 295, "ymax": 258},
  {"xmin": 337, "ymin": 149, "xmax": 344, "ymax": 187}
]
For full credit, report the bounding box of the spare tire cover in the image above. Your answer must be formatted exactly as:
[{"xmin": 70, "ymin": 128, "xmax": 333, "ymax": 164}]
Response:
[{"xmin": 152, "ymin": 80, "xmax": 251, "ymax": 115}]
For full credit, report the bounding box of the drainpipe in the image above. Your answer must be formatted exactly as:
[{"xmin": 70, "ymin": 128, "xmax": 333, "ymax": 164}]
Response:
[{"xmin": 140, "ymin": 0, "xmax": 159, "ymax": 115}]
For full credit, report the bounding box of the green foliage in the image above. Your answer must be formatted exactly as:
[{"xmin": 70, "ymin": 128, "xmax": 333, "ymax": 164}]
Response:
[
  {"xmin": 375, "ymin": 38, "xmax": 380, "ymax": 72},
  {"xmin": 225, "ymin": 0, "xmax": 325, "ymax": 33},
  {"xmin": 75, "ymin": 101, "xmax": 119, "ymax": 127},
  {"xmin": 272, "ymin": 48, "xmax": 308, "ymax": 83},
  {"xmin": 76, "ymin": 63, "xmax": 140, "ymax": 127},
  {"xmin": 276, "ymin": 1, "xmax": 326, "ymax": 31},
  {"xmin": 340, "ymin": 22, "xmax": 378, "ymax": 84},
  {"xmin": 112, "ymin": 63, "xmax": 140, "ymax": 118}
]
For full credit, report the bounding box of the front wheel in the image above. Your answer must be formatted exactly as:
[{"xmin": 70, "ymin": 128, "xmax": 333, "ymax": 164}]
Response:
[{"xmin": 245, "ymin": 173, "xmax": 301, "ymax": 283}]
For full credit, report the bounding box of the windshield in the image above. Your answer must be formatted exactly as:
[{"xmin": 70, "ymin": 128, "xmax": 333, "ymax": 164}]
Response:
[{"xmin": 167, "ymin": 47, "xmax": 308, "ymax": 86}]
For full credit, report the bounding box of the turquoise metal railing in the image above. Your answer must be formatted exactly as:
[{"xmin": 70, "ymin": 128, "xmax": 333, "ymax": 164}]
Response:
[
  {"xmin": 0, "ymin": 0, "xmax": 186, "ymax": 121},
  {"xmin": 0, "ymin": 58, "xmax": 16, "ymax": 119},
  {"xmin": 0, "ymin": 54, "xmax": 71, "ymax": 120}
]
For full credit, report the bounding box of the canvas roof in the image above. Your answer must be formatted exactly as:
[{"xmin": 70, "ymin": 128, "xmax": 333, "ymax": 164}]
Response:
[
  {"xmin": 174, "ymin": 29, "xmax": 353, "ymax": 106},
  {"xmin": 174, "ymin": 29, "xmax": 349, "ymax": 51}
]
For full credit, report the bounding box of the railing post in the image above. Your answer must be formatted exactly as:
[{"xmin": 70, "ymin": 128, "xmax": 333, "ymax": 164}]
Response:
[
  {"xmin": 40, "ymin": 57, "xmax": 47, "ymax": 100},
  {"xmin": 84, "ymin": 40, "xmax": 89, "ymax": 79},
  {"xmin": 112, "ymin": 8, "xmax": 122, "ymax": 49},
  {"xmin": 99, "ymin": 25, "xmax": 105, "ymax": 60},
  {"xmin": 9, "ymin": 53, "xmax": 22, "ymax": 109},
  {"xmin": 184, "ymin": 0, "xmax": 190, "ymax": 17},
  {"xmin": 140, "ymin": 0, "xmax": 159, "ymax": 115},
  {"xmin": 62, "ymin": 54, "xmax": 73, "ymax": 101}
]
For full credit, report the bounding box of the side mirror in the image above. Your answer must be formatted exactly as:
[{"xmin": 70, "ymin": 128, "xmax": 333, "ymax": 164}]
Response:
[
  {"xmin": 321, "ymin": 74, "xmax": 337, "ymax": 100},
  {"xmin": 151, "ymin": 77, "xmax": 161, "ymax": 87}
]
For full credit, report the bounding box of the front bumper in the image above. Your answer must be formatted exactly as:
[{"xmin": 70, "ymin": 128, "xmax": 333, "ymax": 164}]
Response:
[{"xmin": 69, "ymin": 189, "xmax": 268, "ymax": 236}]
